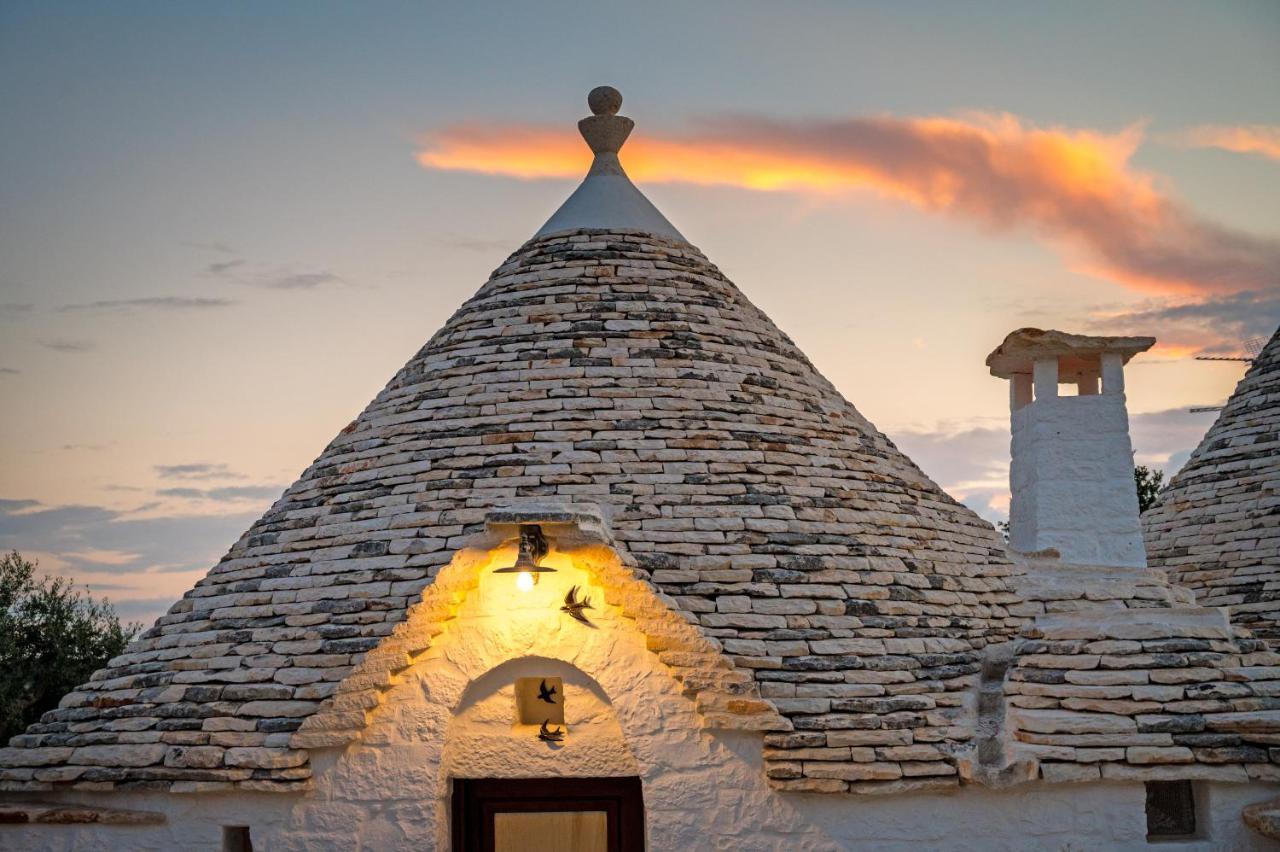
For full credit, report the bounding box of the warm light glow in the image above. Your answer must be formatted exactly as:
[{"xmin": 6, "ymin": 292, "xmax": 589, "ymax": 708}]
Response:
[
  {"xmin": 516, "ymin": 570, "xmax": 535, "ymax": 592},
  {"xmin": 416, "ymin": 113, "xmax": 1279, "ymax": 298}
]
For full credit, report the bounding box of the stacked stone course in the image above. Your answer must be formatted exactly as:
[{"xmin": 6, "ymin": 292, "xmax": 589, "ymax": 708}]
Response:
[{"xmin": 1001, "ymin": 556, "xmax": 1280, "ymax": 784}]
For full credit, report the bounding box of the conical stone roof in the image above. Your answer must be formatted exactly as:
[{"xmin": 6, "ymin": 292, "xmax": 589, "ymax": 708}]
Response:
[
  {"xmin": 1143, "ymin": 326, "xmax": 1280, "ymax": 641},
  {"xmin": 0, "ymin": 88, "xmax": 1020, "ymax": 793}
]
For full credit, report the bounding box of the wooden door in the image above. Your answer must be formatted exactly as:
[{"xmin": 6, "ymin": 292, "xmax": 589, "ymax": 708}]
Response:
[{"xmin": 452, "ymin": 777, "xmax": 644, "ymax": 852}]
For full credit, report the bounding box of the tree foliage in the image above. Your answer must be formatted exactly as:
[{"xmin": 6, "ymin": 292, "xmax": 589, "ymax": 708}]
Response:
[
  {"xmin": 0, "ymin": 551, "xmax": 139, "ymax": 744},
  {"xmin": 1134, "ymin": 464, "xmax": 1166, "ymax": 514}
]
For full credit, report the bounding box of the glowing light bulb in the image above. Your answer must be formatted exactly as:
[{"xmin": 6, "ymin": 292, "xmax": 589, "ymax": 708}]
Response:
[{"xmin": 516, "ymin": 571, "xmax": 535, "ymax": 592}]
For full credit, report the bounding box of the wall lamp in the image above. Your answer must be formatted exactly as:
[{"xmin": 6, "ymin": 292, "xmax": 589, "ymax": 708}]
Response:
[{"xmin": 493, "ymin": 525, "xmax": 554, "ymax": 591}]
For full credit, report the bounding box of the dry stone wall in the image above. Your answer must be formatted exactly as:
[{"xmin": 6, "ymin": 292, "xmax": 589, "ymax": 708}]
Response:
[{"xmin": 1002, "ymin": 557, "xmax": 1280, "ymax": 784}]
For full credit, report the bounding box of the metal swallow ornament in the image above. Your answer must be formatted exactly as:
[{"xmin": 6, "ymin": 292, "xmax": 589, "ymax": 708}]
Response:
[
  {"xmin": 561, "ymin": 585, "xmax": 593, "ymax": 625},
  {"xmin": 537, "ymin": 679, "xmax": 557, "ymax": 704},
  {"xmin": 537, "ymin": 719, "xmax": 565, "ymax": 742}
]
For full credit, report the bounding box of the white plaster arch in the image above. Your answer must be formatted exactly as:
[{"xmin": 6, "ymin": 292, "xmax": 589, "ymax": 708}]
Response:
[
  {"xmin": 441, "ymin": 655, "xmax": 641, "ymax": 782},
  {"xmin": 294, "ymin": 545, "xmax": 836, "ymax": 850},
  {"xmin": 293, "ymin": 535, "xmax": 785, "ymax": 758}
]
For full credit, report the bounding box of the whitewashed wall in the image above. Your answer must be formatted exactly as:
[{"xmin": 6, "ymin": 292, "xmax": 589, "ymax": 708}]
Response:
[
  {"xmin": 1009, "ymin": 394, "xmax": 1147, "ymax": 567},
  {"xmin": 4, "ymin": 775, "xmax": 1274, "ymax": 850},
  {"xmin": 3, "ymin": 553, "xmax": 1275, "ymax": 850}
]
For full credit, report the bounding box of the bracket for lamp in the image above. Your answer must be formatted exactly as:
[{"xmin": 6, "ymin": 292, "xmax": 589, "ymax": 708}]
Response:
[{"xmin": 492, "ymin": 525, "xmax": 553, "ymax": 585}]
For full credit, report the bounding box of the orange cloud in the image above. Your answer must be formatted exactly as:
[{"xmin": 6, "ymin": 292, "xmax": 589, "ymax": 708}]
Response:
[
  {"xmin": 1087, "ymin": 290, "xmax": 1279, "ymax": 359},
  {"xmin": 417, "ymin": 113, "xmax": 1280, "ymax": 298},
  {"xmin": 1173, "ymin": 124, "xmax": 1280, "ymax": 162}
]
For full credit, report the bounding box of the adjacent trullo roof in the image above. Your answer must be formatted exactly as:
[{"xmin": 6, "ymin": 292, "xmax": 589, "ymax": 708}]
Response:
[
  {"xmin": 7, "ymin": 87, "xmax": 1278, "ymax": 799},
  {"xmin": 1143, "ymin": 326, "xmax": 1280, "ymax": 641}
]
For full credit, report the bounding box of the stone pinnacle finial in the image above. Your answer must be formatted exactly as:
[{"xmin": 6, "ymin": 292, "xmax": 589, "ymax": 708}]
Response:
[
  {"xmin": 533, "ymin": 86, "xmax": 684, "ymax": 240},
  {"xmin": 579, "ymin": 85, "xmax": 633, "ymax": 164},
  {"xmin": 588, "ymin": 85, "xmax": 623, "ymax": 116}
]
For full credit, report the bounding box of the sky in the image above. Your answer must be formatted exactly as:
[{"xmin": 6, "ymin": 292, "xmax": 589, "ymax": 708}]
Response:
[{"xmin": 1, "ymin": 1, "xmax": 1277, "ymax": 627}]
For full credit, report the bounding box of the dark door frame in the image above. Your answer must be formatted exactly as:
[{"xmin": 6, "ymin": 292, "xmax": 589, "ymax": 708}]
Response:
[{"xmin": 452, "ymin": 777, "xmax": 645, "ymax": 852}]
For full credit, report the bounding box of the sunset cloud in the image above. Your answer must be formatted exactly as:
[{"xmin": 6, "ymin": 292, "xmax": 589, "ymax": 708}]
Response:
[
  {"xmin": 417, "ymin": 113, "xmax": 1280, "ymax": 298},
  {"xmin": 59, "ymin": 296, "xmax": 235, "ymax": 313},
  {"xmin": 0, "ymin": 497, "xmax": 259, "ymax": 626},
  {"xmin": 1088, "ymin": 291, "xmax": 1280, "ymax": 359},
  {"xmin": 154, "ymin": 462, "xmax": 244, "ymax": 480},
  {"xmin": 156, "ymin": 484, "xmax": 284, "ymax": 502},
  {"xmin": 202, "ymin": 253, "xmax": 344, "ymax": 291},
  {"xmin": 39, "ymin": 338, "xmax": 95, "ymax": 353},
  {"xmin": 1172, "ymin": 124, "xmax": 1280, "ymax": 162}
]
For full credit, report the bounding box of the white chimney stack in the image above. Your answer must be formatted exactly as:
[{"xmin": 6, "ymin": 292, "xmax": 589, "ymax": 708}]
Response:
[{"xmin": 987, "ymin": 328, "xmax": 1155, "ymax": 567}]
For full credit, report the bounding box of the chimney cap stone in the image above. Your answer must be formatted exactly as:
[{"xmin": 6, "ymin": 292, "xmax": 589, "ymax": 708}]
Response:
[{"xmin": 986, "ymin": 327, "xmax": 1155, "ymax": 380}]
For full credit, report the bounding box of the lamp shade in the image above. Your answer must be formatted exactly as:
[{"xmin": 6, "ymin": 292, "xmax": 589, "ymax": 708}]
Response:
[{"xmin": 492, "ymin": 525, "xmax": 556, "ymax": 575}]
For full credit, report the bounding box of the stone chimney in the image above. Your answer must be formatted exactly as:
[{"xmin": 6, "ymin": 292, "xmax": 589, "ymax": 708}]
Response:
[{"xmin": 987, "ymin": 328, "xmax": 1155, "ymax": 567}]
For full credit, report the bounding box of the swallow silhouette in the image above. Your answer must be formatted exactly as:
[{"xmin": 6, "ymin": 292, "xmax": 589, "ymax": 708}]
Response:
[
  {"xmin": 537, "ymin": 679, "xmax": 557, "ymax": 704},
  {"xmin": 537, "ymin": 719, "xmax": 565, "ymax": 742},
  {"xmin": 561, "ymin": 585, "xmax": 593, "ymax": 625}
]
